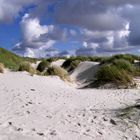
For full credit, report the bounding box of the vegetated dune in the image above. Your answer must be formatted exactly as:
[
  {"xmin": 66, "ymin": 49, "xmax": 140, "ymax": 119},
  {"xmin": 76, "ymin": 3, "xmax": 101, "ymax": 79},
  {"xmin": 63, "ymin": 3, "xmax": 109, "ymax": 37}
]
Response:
[
  {"xmin": 70, "ymin": 61, "xmax": 100, "ymax": 87},
  {"xmin": 0, "ymin": 71, "xmax": 140, "ymax": 140}
]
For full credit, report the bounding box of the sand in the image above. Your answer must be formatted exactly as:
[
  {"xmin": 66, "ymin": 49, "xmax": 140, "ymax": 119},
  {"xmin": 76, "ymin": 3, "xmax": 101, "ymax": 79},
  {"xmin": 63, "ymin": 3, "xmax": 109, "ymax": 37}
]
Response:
[
  {"xmin": 0, "ymin": 70, "xmax": 140, "ymax": 140},
  {"xmin": 51, "ymin": 59, "xmax": 65, "ymax": 67},
  {"xmin": 70, "ymin": 61, "xmax": 99, "ymax": 87}
]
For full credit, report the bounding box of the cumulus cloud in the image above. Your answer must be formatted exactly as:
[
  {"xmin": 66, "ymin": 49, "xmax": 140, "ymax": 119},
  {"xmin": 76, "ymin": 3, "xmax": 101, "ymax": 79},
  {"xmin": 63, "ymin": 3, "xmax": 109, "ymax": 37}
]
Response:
[
  {"xmin": 6, "ymin": 0, "xmax": 140, "ymax": 57},
  {"xmin": 76, "ymin": 22, "xmax": 131, "ymax": 55},
  {"xmin": 13, "ymin": 14, "xmax": 56, "ymax": 57},
  {"xmin": 13, "ymin": 13, "xmax": 74, "ymax": 57},
  {"xmin": 0, "ymin": 0, "xmax": 38, "ymax": 22}
]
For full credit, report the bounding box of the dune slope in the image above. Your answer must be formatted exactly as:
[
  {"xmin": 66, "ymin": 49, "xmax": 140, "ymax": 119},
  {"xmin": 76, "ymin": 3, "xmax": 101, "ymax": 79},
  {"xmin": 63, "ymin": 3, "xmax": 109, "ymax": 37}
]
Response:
[{"xmin": 70, "ymin": 61, "xmax": 99, "ymax": 87}]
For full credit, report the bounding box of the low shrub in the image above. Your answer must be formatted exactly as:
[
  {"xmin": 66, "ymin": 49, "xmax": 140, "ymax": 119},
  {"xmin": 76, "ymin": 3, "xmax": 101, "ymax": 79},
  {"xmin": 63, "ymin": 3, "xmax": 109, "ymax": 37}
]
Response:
[
  {"xmin": 62, "ymin": 59, "xmax": 81, "ymax": 72},
  {"xmin": 18, "ymin": 62, "xmax": 36, "ymax": 74},
  {"xmin": 0, "ymin": 63, "xmax": 4, "ymax": 73},
  {"xmin": 37, "ymin": 60, "xmax": 50, "ymax": 72},
  {"xmin": 46, "ymin": 57, "xmax": 59, "ymax": 63},
  {"xmin": 95, "ymin": 64, "xmax": 132, "ymax": 86},
  {"xmin": 113, "ymin": 59, "xmax": 134, "ymax": 72},
  {"xmin": 101, "ymin": 54, "xmax": 137, "ymax": 64},
  {"xmin": 62, "ymin": 59, "xmax": 74, "ymax": 69},
  {"xmin": 45, "ymin": 66, "xmax": 70, "ymax": 81},
  {"xmin": 69, "ymin": 60, "xmax": 81, "ymax": 71}
]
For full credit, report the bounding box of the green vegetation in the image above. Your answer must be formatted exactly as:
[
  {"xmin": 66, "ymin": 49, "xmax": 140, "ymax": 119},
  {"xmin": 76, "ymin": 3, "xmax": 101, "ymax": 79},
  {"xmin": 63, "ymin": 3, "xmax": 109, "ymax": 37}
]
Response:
[
  {"xmin": 0, "ymin": 47, "xmax": 24, "ymax": 70},
  {"xmin": 62, "ymin": 58, "xmax": 81, "ymax": 72},
  {"xmin": 69, "ymin": 60, "xmax": 81, "ymax": 71},
  {"xmin": 45, "ymin": 66, "xmax": 70, "ymax": 81},
  {"xmin": 18, "ymin": 62, "xmax": 36, "ymax": 74},
  {"xmin": 95, "ymin": 64, "xmax": 132, "ymax": 87},
  {"xmin": 101, "ymin": 54, "xmax": 139, "ymax": 64},
  {"xmin": 37, "ymin": 60, "xmax": 50, "ymax": 72},
  {"xmin": 113, "ymin": 59, "xmax": 134, "ymax": 72},
  {"xmin": 93, "ymin": 54, "xmax": 140, "ymax": 88}
]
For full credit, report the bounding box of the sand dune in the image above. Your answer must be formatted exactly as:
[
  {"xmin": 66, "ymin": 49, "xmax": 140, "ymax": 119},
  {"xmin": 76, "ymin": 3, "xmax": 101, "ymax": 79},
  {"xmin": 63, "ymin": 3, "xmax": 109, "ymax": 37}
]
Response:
[
  {"xmin": 70, "ymin": 61, "xmax": 99, "ymax": 87},
  {"xmin": 0, "ymin": 71, "xmax": 140, "ymax": 140},
  {"xmin": 51, "ymin": 59, "xmax": 65, "ymax": 67}
]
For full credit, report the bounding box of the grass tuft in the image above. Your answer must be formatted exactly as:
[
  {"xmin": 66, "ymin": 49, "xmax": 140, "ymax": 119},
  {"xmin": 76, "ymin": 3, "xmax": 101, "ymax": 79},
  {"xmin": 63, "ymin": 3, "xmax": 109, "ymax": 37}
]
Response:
[
  {"xmin": 95, "ymin": 64, "xmax": 132, "ymax": 87},
  {"xmin": 18, "ymin": 62, "xmax": 36, "ymax": 75},
  {"xmin": 0, "ymin": 63, "xmax": 4, "ymax": 73},
  {"xmin": 45, "ymin": 66, "xmax": 70, "ymax": 81}
]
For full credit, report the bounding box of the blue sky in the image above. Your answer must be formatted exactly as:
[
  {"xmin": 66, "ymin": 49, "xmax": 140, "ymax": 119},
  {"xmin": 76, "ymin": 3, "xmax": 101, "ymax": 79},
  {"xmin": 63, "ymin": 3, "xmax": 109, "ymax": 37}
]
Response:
[{"xmin": 0, "ymin": 0, "xmax": 140, "ymax": 57}]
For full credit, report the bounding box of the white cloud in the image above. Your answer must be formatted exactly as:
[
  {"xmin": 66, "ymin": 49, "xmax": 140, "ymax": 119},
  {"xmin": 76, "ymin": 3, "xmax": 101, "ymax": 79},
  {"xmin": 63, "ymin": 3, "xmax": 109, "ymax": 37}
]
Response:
[
  {"xmin": 13, "ymin": 14, "xmax": 56, "ymax": 57},
  {"xmin": 8, "ymin": 0, "xmax": 140, "ymax": 57},
  {"xmin": 24, "ymin": 48, "xmax": 35, "ymax": 58},
  {"xmin": 0, "ymin": 0, "xmax": 37, "ymax": 22},
  {"xmin": 21, "ymin": 14, "xmax": 49, "ymax": 42}
]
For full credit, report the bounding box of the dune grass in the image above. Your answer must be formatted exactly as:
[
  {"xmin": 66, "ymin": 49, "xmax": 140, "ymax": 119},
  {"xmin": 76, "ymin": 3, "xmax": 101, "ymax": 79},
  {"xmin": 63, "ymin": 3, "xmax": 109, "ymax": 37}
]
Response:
[
  {"xmin": 0, "ymin": 48, "xmax": 24, "ymax": 70},
  {"xmin": 101, "ymin": 54, "xmax": 139, "ymax": 64},
  {"xmin": 45, "ymin": 66, "xmax": 70, "ymax": 81},
  {"xmin": 18, "ymin": 62, "xmax": 36, "ymax": 75},
  {"xmin": 95, "ymin": 64, "xmax": 132, "ymax": 87},
  {"xmin": 0, "ymin": 63, "xmax": 4, "ymax": 73},
  {"xmin": 112, "ymin": 59, "xmax": 134, "ymax": 72}
]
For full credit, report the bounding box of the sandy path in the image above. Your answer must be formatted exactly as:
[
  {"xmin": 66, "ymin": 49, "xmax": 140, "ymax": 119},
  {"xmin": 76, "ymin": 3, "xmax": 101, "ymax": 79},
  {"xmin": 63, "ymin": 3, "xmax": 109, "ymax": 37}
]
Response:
[{"xmin": 0, "ymin": 71, "xmax": 140, "ymax": 140}]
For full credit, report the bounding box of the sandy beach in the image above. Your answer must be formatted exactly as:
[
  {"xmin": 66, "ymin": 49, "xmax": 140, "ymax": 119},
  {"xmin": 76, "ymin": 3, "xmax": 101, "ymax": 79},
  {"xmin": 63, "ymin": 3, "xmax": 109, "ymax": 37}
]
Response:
[{"xmin": 0, "ymin": 70, "xmax": 140, "ymax": 140}]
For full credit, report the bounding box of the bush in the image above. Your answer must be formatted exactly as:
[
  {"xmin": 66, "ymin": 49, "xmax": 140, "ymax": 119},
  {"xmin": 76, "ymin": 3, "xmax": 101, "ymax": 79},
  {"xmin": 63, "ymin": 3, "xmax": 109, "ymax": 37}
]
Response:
[
  {"xmin": 37, "ymin": 60, "xmax": 50, "ymax": 72},
  {"xmin": 0, "ymin": 63, "xmax": 4, "ymax": 73},
  {"xmin": 69, "ymin": 60, "xmax": 81, "ymax": 71},
  {"xmin": 113, "ymin": 59, "xmax": 133, "ymax": 72},
  {"xmin": 18, "ymin": 62, "xmax": 36, "ymax": 74},
  {"xmin": 62, "ymin": 59, "xmax": 74, "ymax": 69},
  {"xmin": 45, "ymin": 66, "xmax": 70, "ymax": 81},
  {"xmin": 101, "ymin": 54, "xmax": 136, "ymax": 65},
  {"xmin": 95, "ymin": 64, "xmax": 132, "ymax": 86},
  {"xmin": 62, "ymin": 59, "xmax": 81, "ymax": 72}
]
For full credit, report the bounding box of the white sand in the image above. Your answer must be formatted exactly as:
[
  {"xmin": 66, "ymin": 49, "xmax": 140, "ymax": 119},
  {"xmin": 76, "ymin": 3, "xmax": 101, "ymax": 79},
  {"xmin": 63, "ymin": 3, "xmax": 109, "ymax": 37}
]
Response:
[
  {"xmin": 70, "ymin": 61, "xmax": 99, "ymax": 87},
  {"xmin": 51, "ymin": 59, "xmax": 65, "ymax": 67},
  {"xmin": 0, "ymin": 71, "xmax": 140, "ymax": 140}
]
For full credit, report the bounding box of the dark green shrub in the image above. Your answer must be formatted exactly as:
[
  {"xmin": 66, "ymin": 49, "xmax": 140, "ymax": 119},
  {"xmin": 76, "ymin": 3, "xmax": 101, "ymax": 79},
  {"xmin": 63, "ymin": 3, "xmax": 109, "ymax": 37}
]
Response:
[
  {"xmin": 62, "ymin": 59, "xmax": 81, "ymax": 72},
  {"xmin": 37, "ymin": 60, "xmax": 50, "ymax": 72},
  {"xmin": 62, "ymin": 59, "xmax": 74, "ymax": 69}
]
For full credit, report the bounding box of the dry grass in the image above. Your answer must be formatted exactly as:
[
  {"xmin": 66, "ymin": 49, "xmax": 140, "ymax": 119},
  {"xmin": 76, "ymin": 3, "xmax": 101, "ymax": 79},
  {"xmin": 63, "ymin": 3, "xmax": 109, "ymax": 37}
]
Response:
[
  {"xmin": 45, "ymin": 66, "xmax": 70, "ymax": 81},
  {"xmin": 0, "ymin": 63, "xmax": 4, "ymax": 73},
  {"xmin": 18, "ymin": 62, "xmax": 36, "ymax": 75}
]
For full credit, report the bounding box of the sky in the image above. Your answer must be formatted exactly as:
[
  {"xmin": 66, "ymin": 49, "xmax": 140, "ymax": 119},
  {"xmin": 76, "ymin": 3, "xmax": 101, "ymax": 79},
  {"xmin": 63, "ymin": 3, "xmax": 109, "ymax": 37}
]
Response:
[{"xmin": 0, "ymin": 0, "xmax": 140, "ymax": 58}]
